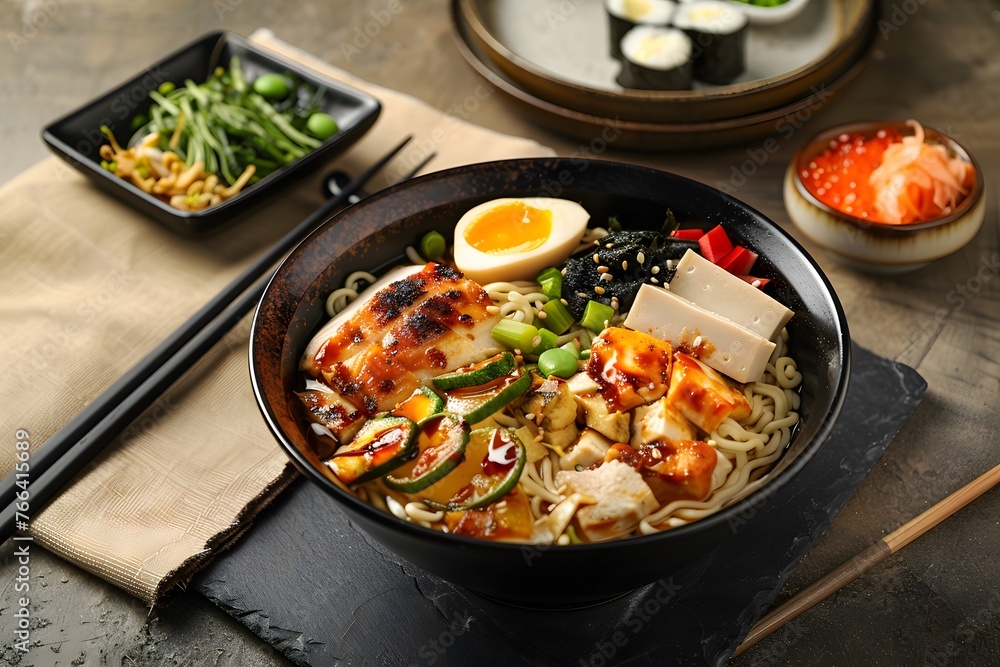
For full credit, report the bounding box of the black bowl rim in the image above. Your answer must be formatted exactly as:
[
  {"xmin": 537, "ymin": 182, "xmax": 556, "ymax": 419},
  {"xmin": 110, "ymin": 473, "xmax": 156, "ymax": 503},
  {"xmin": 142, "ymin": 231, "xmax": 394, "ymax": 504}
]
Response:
[
  {"xmin": 249, "ymin": 157, "xmax": 852, "ymax": 553},
  {"xmin": 790, "ymin": 119, "xmax": 985, "ymax": 233},
  {"xmin": 40, "ymin": 30, "xmax": 381, "ymax": 221}
]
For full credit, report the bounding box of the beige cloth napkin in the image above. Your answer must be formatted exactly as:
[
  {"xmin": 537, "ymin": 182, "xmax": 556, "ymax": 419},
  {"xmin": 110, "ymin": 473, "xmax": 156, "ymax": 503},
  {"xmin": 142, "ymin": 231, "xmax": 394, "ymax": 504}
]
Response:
[{"xmin": 0, "ymin": 29, "xmax": 552, "ymax": 604}]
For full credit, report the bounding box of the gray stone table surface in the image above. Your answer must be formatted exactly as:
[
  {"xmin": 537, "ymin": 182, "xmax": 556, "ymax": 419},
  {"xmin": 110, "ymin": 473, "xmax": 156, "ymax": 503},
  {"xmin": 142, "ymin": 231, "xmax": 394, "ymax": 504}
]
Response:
[{"xmin": 1, "ymin": 0, "xmax": 998, "ymax": 665}]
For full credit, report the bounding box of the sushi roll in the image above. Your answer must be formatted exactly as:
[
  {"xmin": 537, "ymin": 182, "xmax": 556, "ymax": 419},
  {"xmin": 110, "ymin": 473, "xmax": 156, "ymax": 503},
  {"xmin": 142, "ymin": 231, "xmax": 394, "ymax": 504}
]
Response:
[
  {"xmin": 672, "ymin": 1, "xmax": 748, "ymax": 85},
  {"xmin": 605, "ymin": 0, "xmax": 677, "ymax": 59},
  {"xmin": 616, "ymin": 25, "xmax": 693, "ymax": 91}
]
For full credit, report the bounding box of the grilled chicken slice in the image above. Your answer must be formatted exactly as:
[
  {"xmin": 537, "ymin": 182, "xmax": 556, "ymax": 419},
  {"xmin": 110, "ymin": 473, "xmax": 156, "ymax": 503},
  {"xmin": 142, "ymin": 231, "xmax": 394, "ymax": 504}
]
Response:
[{"xmin": 301, "ymin": 262, "xmax": 502, "ymax": 416}]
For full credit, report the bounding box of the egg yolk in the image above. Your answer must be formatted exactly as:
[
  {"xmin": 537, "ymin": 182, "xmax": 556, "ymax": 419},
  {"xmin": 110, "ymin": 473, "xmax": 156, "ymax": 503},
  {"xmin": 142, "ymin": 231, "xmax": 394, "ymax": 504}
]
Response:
[{"xmin": 464, "ymin": 202, "xmax": 552, "ymax": 255}]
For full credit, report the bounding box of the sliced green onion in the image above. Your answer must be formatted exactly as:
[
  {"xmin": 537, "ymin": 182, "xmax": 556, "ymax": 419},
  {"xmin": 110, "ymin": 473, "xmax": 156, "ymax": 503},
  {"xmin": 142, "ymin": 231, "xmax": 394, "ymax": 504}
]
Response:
[
  {"xmin": 492, "ymin": 319, "xmax": 539, "ymax": 352},
  {"xmin": 536, "ymin": 267, "xmax": 562, "ymax": 299},
  {"xmin": 580, "ymin": 300, "xmax": 615, "ymax": 333},
  {"xmin": 540, "ymin": 299, "xmax": 575, "ymax": 335},
  {"xmin": 419, "ymin": 230, "xmax": 446, "ymax": 261},
  {"xmin": 529, "ymin": 328, "xmax": 559, "ymax": 356}
]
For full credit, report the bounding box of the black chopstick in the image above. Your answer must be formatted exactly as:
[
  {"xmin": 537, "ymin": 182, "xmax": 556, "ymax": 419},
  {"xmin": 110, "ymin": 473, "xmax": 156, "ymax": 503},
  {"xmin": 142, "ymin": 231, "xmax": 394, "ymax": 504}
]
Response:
[{"xmin": 0, "ymin": 137, "xmax": 424, "ymax": 543}]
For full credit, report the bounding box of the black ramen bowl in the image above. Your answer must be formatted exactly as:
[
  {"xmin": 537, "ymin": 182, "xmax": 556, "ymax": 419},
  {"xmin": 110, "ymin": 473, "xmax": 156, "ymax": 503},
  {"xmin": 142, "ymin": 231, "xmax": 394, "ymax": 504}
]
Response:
[
  {"xmin": 42, "ymin": 31, "xmax": 380, "ymax": 235},
  {"xmin": 250, "ymin": 158, "xmax": 851, "ymax": 607}
]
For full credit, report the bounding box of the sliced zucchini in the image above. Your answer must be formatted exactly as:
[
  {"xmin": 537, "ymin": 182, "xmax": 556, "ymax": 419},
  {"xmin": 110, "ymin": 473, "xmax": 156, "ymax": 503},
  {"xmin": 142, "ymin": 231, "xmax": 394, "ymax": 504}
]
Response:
[
  {"xmin": 444, "ymin": 367, "xmax": 532, "ymax": 425},
  {"xmin": 385, "ymin": 413, "xmax": 470, "ymax": 493},
  {"xmin": 432, "ymin": 352, "xmax": 516, "ymax": 391},
  {"xmin": 418, "ymin": 427, "xmax": 527, "ymax": 511},
  {"xmin": 325, "ymin": 416, "xmax": 418, "ymax": 485},
  {"xmin": 390, "ymin": 386, "xmax": 444, "ymax": 423}
]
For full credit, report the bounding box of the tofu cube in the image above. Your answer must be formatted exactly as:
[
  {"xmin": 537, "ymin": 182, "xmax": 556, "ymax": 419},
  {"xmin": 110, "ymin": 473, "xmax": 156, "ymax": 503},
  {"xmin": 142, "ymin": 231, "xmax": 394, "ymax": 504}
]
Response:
[
  {"xmin": 555, "ymin": 460, "xmax": 659, "ymax": 541},
  {"xmin": 631, "ymin": 397, "xmax": 697, "ymax": 448},
  {"xmin": 560, "ymin": 428, "xmax": 614, "ymax": 471},
  {"xmin": 667, "ymin": 352, "xmax": 752, "ymax": 434},
  {"xmin": 586, "ymin": 327, "xmax": 673, "ymax": 412},
  {"xmin": 573, "ymin": 393, "xmax": 631, "ymax": 443}
]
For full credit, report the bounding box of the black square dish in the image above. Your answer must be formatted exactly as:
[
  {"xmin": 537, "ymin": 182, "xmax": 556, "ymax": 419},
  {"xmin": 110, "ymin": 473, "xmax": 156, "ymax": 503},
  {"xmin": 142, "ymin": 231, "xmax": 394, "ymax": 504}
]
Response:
[{"xmin": 41, "ymin": 31, "xmax": 381, "ymax": 235}]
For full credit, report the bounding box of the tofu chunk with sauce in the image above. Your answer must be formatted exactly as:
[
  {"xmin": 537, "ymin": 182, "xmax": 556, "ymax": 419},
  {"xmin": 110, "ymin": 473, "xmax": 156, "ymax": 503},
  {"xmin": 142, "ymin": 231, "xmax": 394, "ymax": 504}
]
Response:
[
  {"xmin": 560, "ymin": 428, "xmax": 614, "ymax": 471},
  {"xmin": 586, "ymin": 327, "xmax": 673, "ymax": 412},
  {"xmin": 631, "ymin": 398, "xmax": 697, "ymax": 448},
  {"xmin": 667, "ymin": 352, "xmax": 752, "ymax": 434},
  {"xmin": 573, "ymin": 392, "xmax": 631, "ymax": 443},
  {"xmin": 555, "ymin": 460, "xmax": 659, "ymax": 541}
]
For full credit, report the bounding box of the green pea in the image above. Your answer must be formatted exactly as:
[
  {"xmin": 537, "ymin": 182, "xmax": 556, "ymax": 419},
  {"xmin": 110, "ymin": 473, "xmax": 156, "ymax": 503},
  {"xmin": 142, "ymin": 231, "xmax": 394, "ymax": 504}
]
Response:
[
  {"xmin": 131, "ymin": 114, "xmax": 148, "ymax": 130},
  {"xmin": 253, "ymin": 73, "xmax": 290, "ymax": 100},
  {"xmin": 306, "ymin": 112, "xmax": 338, "ymax": 140},
  {"xmin": 537, "ymin": 348, "xmax": 578, "ymax": 379},
  {"xmin": 419, "ymin": 230, "xmax": 446, "ymax": 260},
  {"xmin": 157, "ymin": 82, "xmax": 175, "ymax": 95}
]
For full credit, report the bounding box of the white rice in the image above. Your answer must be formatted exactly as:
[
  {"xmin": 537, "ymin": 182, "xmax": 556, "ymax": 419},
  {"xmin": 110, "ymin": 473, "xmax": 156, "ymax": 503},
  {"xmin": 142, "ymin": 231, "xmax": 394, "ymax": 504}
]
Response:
[
  {"xmin": 605, "ymin": 0, "xmax": 677, "ymax": 25},
  {"xmin": 620, "ymin": 25, "xmax": 692, "ymax": 70},
  {"xmin": 672, "ymin": 0, "xmax": 748, "ymax": 35}
]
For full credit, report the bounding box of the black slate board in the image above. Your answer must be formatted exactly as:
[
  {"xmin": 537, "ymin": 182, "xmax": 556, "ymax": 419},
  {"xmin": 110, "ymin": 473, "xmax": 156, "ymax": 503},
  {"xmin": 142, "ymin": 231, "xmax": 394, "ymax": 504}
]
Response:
[{"xmin": 194, "ymin": 343, "xmax": 926, "ymax": 666}]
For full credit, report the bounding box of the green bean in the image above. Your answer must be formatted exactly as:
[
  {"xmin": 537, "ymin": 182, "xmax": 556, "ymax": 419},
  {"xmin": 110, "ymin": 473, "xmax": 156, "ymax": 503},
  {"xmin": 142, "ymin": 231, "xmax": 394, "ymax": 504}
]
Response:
[{"xmin": 537, "ymin": 348, "xmax": 578, "ymax": 379}]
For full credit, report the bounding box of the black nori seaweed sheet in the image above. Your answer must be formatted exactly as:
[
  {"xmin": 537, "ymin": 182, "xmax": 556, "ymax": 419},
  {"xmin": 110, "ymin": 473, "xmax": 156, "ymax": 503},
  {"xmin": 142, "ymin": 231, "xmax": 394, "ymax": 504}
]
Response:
[
  {"xmin": 616, "ymin": 56, "xmax": 693, "ymax": 91},
  {"xmin": 562, "ymin": 231, "xmax": 697, "ymax": 318},
  {"xmin": 607, "ymin": 13, "xmax": 635, "ymax": 60},
  {"xmin": 685, "ymin": 22, "xmax": 747, "ymax": 85}
]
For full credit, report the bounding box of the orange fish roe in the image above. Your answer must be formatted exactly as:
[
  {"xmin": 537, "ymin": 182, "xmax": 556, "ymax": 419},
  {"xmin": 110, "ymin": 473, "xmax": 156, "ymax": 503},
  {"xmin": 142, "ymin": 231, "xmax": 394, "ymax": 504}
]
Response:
[{"xmin": 801, "ymin": 128, "xmax": 902, "ymax": 222}]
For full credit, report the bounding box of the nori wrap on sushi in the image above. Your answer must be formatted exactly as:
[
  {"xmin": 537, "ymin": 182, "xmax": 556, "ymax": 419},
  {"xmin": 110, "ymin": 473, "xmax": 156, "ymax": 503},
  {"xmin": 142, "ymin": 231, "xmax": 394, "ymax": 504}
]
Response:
[
  {"xmin": 616, "ymin": 25, "xmax": 693, "ymax": 91},
  {"xmin": 673, "ymin": 1, "xmax": 748, "ymax": 85},
  {"xmin": 605, "ymin": 0, "xmax": 676, "ymax": 60}
]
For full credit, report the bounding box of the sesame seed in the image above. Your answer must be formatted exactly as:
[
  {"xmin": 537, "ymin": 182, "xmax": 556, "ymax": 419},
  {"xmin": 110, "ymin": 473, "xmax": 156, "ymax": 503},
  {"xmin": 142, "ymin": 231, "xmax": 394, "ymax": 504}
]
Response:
[
  {"xmin": 605, "ymin": 243, "xmax": 614, "ymax": 249},
  {"xmin": 561, "ymin": 267, "xmax": 567, "ymax": 276},
  {"xmin": 514, "ymin": 348, "xmax": 522, "ymax": 355},
  {"xmin": 600, "ymin": 273, "xmax": 612, "ymax": 282},
  {"xmin": 594, "ymin": 285, "xmax": 606, "ymax": 295},
  {"xmin": 525, "ymin": 413, "xmax": 535, "ymax": 421},
  {"xmin": 597, "ymin": 265, "xmax": 609, "ymax": 273},
  {"xmin": 622, "ymin": 260, "xmax": 628, "ymax": 271},
  {"xmin": 651, "ymin": 266, "xmax": 660, "ymax": 275},
  {"xmin": 651, "ymin": 448, "xmax": 663, "ymax": 460},
  {"xmin": 752, "ymin": 280, "xmax": 762, "ymax": 288},
  {"xmin": 636, "ymin": 251, "xmax": 645, "ymax": 264},
  {"xmin": 693, "ymin": 335, "xmax": 703, "ymax": 348},
  {"xmin": 651, "ymin": 277, "xmax": 659, "ymax": 284},
  {"xmin": 577, "ymin": 292, "xmax": 588, "ymax": 299},
  {"xmin": 535, "ymin": 434, "xmax": 545, "ymax": 442},
  {"xmin": 560, "ymin": 298, "xmax": 569, "ymax": 305},
  {"xmin": 666, "ymin": 260, "xmax": 674, "ymax": 270},
  {"xmin": 537, "ymin": 311, "xmax": 548, "ymax": 320},
  {"xmin": 593, "ymin": 253, "xmax": 600, "ymax": 264}
]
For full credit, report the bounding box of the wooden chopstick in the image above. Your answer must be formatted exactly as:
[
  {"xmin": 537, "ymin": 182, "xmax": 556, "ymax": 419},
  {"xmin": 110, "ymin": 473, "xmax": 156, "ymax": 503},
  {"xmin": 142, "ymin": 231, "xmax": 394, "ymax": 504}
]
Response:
[
  {"xmin": 733, "ymin": 462, "xmax": 1000, "ymax": 657},
  {"xmin": 0, "ymin": 137, "xmax": 423, "ymax": 543}
]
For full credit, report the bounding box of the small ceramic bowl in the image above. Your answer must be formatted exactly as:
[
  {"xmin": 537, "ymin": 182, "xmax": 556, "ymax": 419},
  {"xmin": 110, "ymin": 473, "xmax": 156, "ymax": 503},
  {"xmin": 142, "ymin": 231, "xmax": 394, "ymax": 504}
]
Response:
[{"xmin": 784, "ymin": 121, "xmax": 986, "ymax": 275}]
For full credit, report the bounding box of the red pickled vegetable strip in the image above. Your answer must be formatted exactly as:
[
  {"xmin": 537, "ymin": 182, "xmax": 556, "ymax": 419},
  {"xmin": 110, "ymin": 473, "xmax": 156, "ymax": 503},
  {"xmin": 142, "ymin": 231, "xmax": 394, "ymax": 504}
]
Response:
[
  {"xmin": 717, "ymin": 246, "xmax": 758, "ymax": 275},
  {"xmin": 671, "ymin": 228, "xmax": 704, "ymax": 240},
  {"xmin": 698, "ymin": 225, "xmax": 733, "ymax": 264}
]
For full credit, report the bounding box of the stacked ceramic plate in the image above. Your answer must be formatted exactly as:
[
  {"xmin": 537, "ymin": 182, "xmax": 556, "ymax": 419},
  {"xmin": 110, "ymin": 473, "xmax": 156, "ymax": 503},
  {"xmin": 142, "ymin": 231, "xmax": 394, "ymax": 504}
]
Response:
[{"xmin": 451, "ymin": 0, "xmax": 878, "ymax": 149}]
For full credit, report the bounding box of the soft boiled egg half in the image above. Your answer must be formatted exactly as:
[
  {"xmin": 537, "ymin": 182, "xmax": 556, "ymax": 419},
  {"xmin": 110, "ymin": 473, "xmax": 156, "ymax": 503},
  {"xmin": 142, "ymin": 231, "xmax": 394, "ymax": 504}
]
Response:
[{"xmin": 452, "ymin": 198, "xmax": 590, "ymax": 284}]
